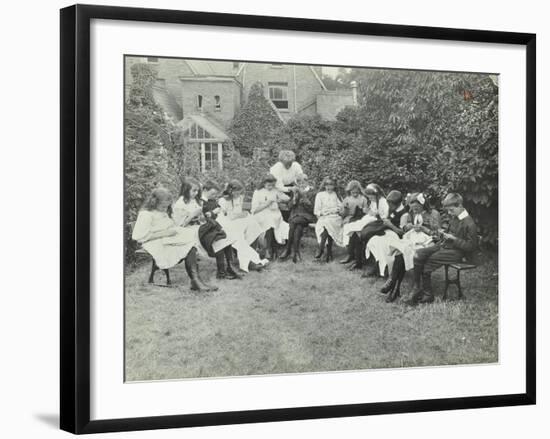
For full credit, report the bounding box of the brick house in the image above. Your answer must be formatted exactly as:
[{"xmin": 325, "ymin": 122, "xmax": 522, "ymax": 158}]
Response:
[{"xmin": 125, "ymin": 57, "xmax": 356, "ymax": 172}]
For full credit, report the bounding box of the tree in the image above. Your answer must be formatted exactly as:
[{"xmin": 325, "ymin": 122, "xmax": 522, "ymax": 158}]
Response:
[
  {"xmin": 124, "ymin": 63, "xmax": 181, "ymax": 263},
  {"xmin": 229, "ymin": 82, "xmax": 288, "ymax": 159}
]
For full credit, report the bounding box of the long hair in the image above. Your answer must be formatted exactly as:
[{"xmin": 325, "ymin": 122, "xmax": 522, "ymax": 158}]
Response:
[
  {"xmin": 179, "ymin": 177, "xmax": 202, "ymax": 203},
  {"xmin": 345, "ymin": 180, "xmax": 363, "ymax": 195},
  {"xmin": 364, "ymin": 183, "xmax": 386, "ymax": 210},
  {"xmin": 319, "ymin": 176, "xmax": 341, "ymax": 200},
  {"xmin": 141, "ymin": 187, "xmax": 173, "ymax": 212},
  {"xmin": 258, "ymin": 173, "xmax": 277, "ymax": 190},
  {"xmin": 222, "ymin": 179, "xmax": 245, "ymax": 201}
]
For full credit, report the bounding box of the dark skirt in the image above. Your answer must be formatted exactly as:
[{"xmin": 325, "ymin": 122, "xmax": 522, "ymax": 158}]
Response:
[
  {"xmin": 359, "ymin": 219, "xmax": 388, "ymax": 243},
  {"xmin": 198, "ymin": 219, "xmax": 227, "ymax": 257}
]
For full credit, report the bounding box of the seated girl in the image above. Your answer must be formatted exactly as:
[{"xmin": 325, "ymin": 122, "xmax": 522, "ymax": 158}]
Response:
[
  {"xmin": 213, "ymin": 179, "xmax": 267, "ymax": 272},
  {"xmin": 361, "ymin": 190, "xmax": 408, "ymax": 301},
  {"xmin": 131, "ymin": 187, "xmax": 211, "ymax": 292},
  {"xmin": 172, "ymin": 178, "xmax": 238, "ymax": 284},
  {"xmin": 279, "ymin": 173, "xmax": 316, "ymax": 263},
  {"xmin": 339, "ymin": 180, "xmax": 369, "ymax": 265},
  {"xmin": 379, "ymin": 192, "xmax": 440, "ymax": 302},
  {"xmin": 251, "ymin": 174, "xmax": 290, "ymax": 260},
  {"xmin": 314, "ymin": 177, "xmax": 344, "ymax": 262},
  {"xmin": 343, "ymin": 183, "xmax": 389, "ymax": 272}
]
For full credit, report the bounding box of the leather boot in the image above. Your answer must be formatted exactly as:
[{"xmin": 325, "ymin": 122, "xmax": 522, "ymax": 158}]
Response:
[
  {"xmin": 224, "ymin": 247, "xmax": 242, "ymax": 280},
  {"xmin": 386, "ymin": 256, "xmax": 405, "ymax": 303},
  {"xmin": 292, "ymin": 224, "xmax": 303, "ymax": 263},
  {"xmin": 279, "ymin": 224, "xmax": 293, "ymax": 261},
  {"xmin": 185, "ymin": 249, "xmax": 212, "ymax": 292},
  {"xmin": 418, "ymin": 272, "xmax": 434, "ymax": 304},
  {"xmin": 405, "ymin": 265, "xmax": 424, "ymax": 305},
  {"xmin": 340, "ymin": 236, "xmax": 355, "ymax": 264},
  {"xmin": 215, "ymin": 251, "xmax": 227, "ymax": 279},
  {"xmin": 264, "ymin": 229, "xmax": 276, "ymax": 260},
  {"xmin": 314, "ymin": 230, "xmax": 327, "ymax": 259},
  {"xmin": 325, "ymin": 236, "xmax": 334, "ymax": 263}
]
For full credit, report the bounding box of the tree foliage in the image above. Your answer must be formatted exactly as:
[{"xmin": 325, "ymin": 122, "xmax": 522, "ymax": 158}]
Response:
[
  {"xmin": 229, "ymin": 82, "xmax": 287, "ymax": 159},
  {"xmin": 275, "ymin": 69, "xmax": 499, "ymax": 245}
]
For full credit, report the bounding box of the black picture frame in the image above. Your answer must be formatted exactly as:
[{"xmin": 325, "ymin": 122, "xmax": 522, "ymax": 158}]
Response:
[{"xmin": 60, "ymin": 4, "xmax": 536, "ymax": 434}]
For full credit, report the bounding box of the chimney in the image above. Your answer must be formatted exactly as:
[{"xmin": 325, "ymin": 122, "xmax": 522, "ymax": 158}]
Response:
[{"xmin": 350, "ymin": 80, "xmax": 358, "ymax": 106}]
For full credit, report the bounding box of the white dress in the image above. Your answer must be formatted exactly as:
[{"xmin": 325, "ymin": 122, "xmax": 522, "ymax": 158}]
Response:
[
  {"xmin": 366, "ymin": 210, "xmax": 434, "ymax": 274},
  {"xmin": 172, "ymin": 197, "xmax": 234, "ymax": 257},
  {"xmin": 314, "ymin": 191, "xmax": 344, "ymax": 247},
  {"xmin": 251, "ymin": 188, "xmax": 290, "ymax": 244},
  {"xmin": 217, "ymin": 196, "xmax": 267, "ymax": 271},
  {"xmin": 131, "ymin": 210, "xmax": 196, "ymax": 269},
  {"xmin": 342, "ymin": 197, "xmax": 390, "ymax": 247}
]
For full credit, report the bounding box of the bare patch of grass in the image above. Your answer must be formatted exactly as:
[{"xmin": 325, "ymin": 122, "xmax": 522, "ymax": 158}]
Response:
[{"xmin": 125, "ymin": 236, "xmax": 498, "ymax": 381}]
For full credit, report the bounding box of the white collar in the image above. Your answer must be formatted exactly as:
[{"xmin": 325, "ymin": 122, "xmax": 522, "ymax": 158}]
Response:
[
  {"xmin": 201, "ymin": 195, "xmax": 209, "ymax": 202},
  {"xmin": 395, "ymin": 204, "xmax": 405, "ymax": 213},
  {"xmin": 458, "ymin": 209, "xmax": 469, "ymax": 220}
]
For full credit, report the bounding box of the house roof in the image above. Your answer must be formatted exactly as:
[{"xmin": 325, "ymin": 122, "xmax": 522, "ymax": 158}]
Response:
[
  {"xmin": 185, "ymin": 60, "xmax": 236, "ymax": 77},
  {"xmin": 177, "ymin": 113, "xmax": 229, "ymax": 142}
]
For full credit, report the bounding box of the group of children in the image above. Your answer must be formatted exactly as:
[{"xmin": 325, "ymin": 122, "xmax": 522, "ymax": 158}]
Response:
[{"xmin": 132, "ymin": 170, "xmax": 478, "ymax": 305}]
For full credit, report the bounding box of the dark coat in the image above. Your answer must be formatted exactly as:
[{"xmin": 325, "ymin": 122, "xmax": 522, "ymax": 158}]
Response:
[{"xmin": 288, "ymin": 187, "xmax": 316, "ymax": 225}]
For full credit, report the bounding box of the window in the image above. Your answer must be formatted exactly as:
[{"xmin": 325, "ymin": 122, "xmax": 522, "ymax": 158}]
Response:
[
  {"xmin": 197, "ymin": 95, "xmax": 203, "ymax": 110},
  {"xmin": 232, "ymin": 62, "xmax": 240, "ymax": 69},
  {"xmin": 147, "ymin": 57, "xmax": 159, "ymax": 63},
  {"xmin": 201, "ymin": 143, "xmax": 223, "ymax": 171},
  {"xmin": 268, "ymin": 82, "xmax": 289, "ymax": 110},
  {"xmin": 214, "ymin": 95, "xmax": 221, "ymax": 111}
]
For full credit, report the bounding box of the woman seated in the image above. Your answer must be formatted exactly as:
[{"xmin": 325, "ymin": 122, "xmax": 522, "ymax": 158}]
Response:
[
  {"xmin": 314, "ymin": 177, "xmax": 344, "ymax": 262},
  {"xmin": 339, "ymin": 180, "xmax": 369, "ymax": 265},
  {"xmin": 279, "ymin": 173, "xmax": 316, "ymax": 263},
  {"xmin": 172, "ymin": 178, "xmax": 238, "ymax": 285},
  {"xmin": 214, "ymin": 179, "xmax": 267, "ymax": 272},
  {"xmin": 131, "ymin": 187, "xmax": 211, "ymax": 292},
  {"xmin": 251, "ymin": 174, "xmax": 290, "ymax": 260}
]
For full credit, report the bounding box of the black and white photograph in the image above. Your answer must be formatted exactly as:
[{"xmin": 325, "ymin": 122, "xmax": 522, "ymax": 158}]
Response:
[{"xmin": 124, "ymin": 56, "xmax": 499, "ymax": 382}]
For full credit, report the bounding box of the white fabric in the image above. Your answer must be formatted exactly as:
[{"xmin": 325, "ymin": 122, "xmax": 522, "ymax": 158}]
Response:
[
  {"xmin": 269, "ymin": 161, "xmax": 303, "ymax": 192},
  {"xmin": 132, "ymin": 210, "xmax": 196, "ymax": 269},
  {"xmin": 217, "ymin": 196, "xmax": 267, "ymax": 272},
  {"xmin": 365, "ymin": 230, "xmax": 412, "ymax": 276},
  {"xmin": 314, "ymin": 191, "xmax": 344, "ymax": 247},
  {"xmin": 172, "ymin": 197, "xmax": 234, "ymax": 256},
  {"xmin": 368, "ymin": 229, "xmax": 435, "ymax": 274},
  {"xmin": 251, "ymin": 189, "xmax": 290, "ymax": 244},
  {"xmin": 341, "ymin": 197, "xmax": 390, "ymax": 246}
]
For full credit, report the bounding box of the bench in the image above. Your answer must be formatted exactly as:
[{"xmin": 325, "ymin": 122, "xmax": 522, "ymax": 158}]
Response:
[
  {"xmin": 442, "ymin": 262, "xmax": 477, "ymax": 300},
  {"xmin": 442, "ymin": 235, "xmax": 482, "ymax": 300}
]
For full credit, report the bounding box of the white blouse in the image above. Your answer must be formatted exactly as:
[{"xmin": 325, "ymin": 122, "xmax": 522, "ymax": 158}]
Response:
[
  {"xmin": 367, "ymin": 197, "xmax": 389, "ymax": 219},
  {"xmin": 269, "ymin": 161, "xmax": 304, "ymax": 192},
  {"xmin": 251, "ymin": 188, "xmax": 289, "ymax": 214},
  {"xmin": 218, "ymin": 196, "xmax": 245, "ymax": 218},
  {"xmin": 314, "ymin": 191, "xmax": 342, "ymax": 217},
  {"xmin": 132, "ymin": 210, "xmax": 174, "ymax": 243},
  {"xmin": 172, "ymin": 197, "xmax": 203, "ymax": 227}
]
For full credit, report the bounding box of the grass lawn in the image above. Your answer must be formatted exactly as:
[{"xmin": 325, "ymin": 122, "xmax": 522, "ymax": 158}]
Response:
[{"xmin": 125, "ymin": 235, "xmax": 498, "ymax": 382}]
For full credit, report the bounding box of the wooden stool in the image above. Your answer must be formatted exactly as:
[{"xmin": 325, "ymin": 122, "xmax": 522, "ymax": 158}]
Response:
[
  {"xmin": 443, "ymin": 263, "xmax": 477, "ymax": 300},
  {"xmin": 135, "ymin": 248, "xmax": 172, "ymax": 286}
]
